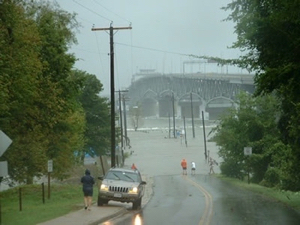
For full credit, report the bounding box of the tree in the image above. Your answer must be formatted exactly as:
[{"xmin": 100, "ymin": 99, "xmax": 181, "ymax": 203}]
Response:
[
  {"xmin": 222, "ymin": 0, "xmax": 300, "ymax": 190},
  {"xmin": 212, "ymin": 92, "xmax": 281, "ymax": 183},
  {"xmin": 0, "ymin": 0, "xmax": 47, "ymax": 183},
  {"xmin": 26, "ymin": 1, "xmax": 85, "ymax": 180},
  {"xmin": 0, "ymin": 1, "xmax": 85, "ymax": 183},
  {"xmin": 75, "ymin": 70, "xmax": 110, "ymax": 160},
  {"xmin": 129, "ymin": 104, "xmax": 143, "ymax": 131}
]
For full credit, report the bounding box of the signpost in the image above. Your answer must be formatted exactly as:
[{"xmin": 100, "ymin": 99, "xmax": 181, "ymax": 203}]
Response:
[
  {"xmin": 0, "ymin": 130, "xmax": 12, "ymax": 225},
  {"xmin": 47, "ymin": 160, "xmax": 53, "ymax": 199},
  {"xmin": 0, "ymin": 162, "xmax": 8, "ymax": 178},
  {"xmin": 244, "ymin": 147, "xmax": 252, "ymax": 184}
]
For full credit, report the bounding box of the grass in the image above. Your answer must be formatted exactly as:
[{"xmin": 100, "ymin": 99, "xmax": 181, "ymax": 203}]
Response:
[
  {"xmin": 215, "ymin": 174, "xmax": 300, "ymax": 212},
  {"xmin": 0, "ymin": 162, "xmax": 106, "ymax": 225},
  {"xmin": 0, "ymin": 183, "xmax": 99, "ymax": 225}
]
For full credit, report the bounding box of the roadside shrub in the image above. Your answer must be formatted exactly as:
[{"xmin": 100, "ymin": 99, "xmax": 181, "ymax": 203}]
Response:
[
  {"xmin": 124, "ymin": 152, "xmax": 130, "ymax": 159},
  {"xmin": 220, "ymin": 159, "xmax": 244, "ymax": 179},
  {"xmin": 249, "ymin": 154, "xmax": 269, "ymax": 184},
  {"xmin": 260, "ymin": 167, "xmax": 280, "ymax": 188}
]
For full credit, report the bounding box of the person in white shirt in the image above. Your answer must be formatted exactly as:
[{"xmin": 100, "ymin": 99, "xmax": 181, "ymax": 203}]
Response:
[{"xmin": 191, "ymin": 161, "xmax": 196, "ymax": 175}]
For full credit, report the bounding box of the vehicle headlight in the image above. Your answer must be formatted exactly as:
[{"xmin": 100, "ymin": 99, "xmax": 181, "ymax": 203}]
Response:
[
  {"xmin": 100, "ymin": 184, "xmax": 109, "ymax": 191},
  {"xmin": 129, "ymin": 187, "xmax": 138, "ymax": 194}
]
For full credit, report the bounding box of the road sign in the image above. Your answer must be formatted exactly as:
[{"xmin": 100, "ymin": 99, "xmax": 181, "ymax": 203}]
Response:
[
  {"xmin": 0, "ymin": 130, "xmax": 12, "ymax": 157},
  {"xmin": 48, "ymin": 160, "xmax": 53, "ymax": 172},
  {"xmin": 0, "ymin": 161, "xmax": 8, "ymax": 177},
  {"xmin": 244, "ymin": 147, "xmax": 252, "ymax": 155}
]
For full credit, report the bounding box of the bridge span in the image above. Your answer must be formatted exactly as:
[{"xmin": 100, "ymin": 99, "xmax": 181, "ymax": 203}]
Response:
[{"xmin": 125, "ymin": 72, "xmax": 255, "ymax": 120}]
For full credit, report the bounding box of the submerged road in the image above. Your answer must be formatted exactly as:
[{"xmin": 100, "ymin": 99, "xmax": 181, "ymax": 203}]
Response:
[{"xmin": 100, "ymin": 124, "xmax": 300, "ymax": 225}]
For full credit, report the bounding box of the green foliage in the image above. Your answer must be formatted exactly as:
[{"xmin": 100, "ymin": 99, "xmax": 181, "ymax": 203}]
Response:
[
  {"xmin": 213, "ymin": 92, "xmax": 281, "ymax": 184},
  {"xmin": 0, "ymin": 1, "xmax": 86, "ymax": 184},
  {"xmin": 219, "ymin": 158, "xmax": 244, "ymax": 179},
  {"xmin": 76, "ymin": 70, "xmax": 110, "ymax": 158},
  {"xmin": 222, "ymin": 0, "xmax": 300, "ymax": 190},
  {"xmin": 248, "ymin": 154, "xmax": 268, "ymax": 184},
  {"xmin": 260, "ymin": 167, "xmax": 281, "ymax": 188},
  {"xmin": 0, "ymin": 0, "xmax": 46, "ymax": 183}
]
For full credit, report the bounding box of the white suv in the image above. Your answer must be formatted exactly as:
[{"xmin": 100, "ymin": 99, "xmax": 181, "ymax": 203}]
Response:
[{"xmin": 98, "ymin": 167, "xmax": 147, "ymax": 210}]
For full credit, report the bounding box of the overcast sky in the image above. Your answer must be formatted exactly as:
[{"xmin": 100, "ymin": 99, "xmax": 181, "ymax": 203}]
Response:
[{"xmin": 55, "ymin": 0, "xmax": 246, "ymax": 95}]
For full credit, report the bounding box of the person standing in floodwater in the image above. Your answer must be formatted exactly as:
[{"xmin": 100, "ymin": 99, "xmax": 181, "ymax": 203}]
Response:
[
  {"xmin": 181, "ymin": 159, "xmax": 187, "ymax": 175},
  {"xmin": 191, "ymin": 161, "xmax": 196, "ymax": 175}
]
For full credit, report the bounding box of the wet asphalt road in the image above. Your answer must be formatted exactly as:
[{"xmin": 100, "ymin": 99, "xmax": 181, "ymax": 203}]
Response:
[{"xmin": 100, "ymin": 122, "xmax": 300, "ymax": 225}]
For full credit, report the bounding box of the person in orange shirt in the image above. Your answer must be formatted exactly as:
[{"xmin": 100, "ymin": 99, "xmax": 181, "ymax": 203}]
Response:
[
  {"xmin": 181, "ymin": 159, "xmax": 187, "ymax": 175},
  {"xmin": 131, "ymin": 163, "xmax": 137, "ymax": 170}
]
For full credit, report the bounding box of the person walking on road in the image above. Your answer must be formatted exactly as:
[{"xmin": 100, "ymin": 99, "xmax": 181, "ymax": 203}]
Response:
[
  {"xmin": 181, "ymin": 159, "xmax": 187, "ymax": 175},
  {"xmin": 209, "ymin": 157, "xmax": 218, "ymax": 174},
  {"xmin": 191, "ymin": 161, "xmax": 196, "ymax": 175},
  {"xmin": 81, "ymin": 169, "xmax": 95, "ymax": 211}
]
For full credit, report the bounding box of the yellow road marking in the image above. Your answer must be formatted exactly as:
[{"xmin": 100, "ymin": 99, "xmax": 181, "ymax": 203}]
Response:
[{"xmin": 183, "ymin": 176, "xmax": 213, "ymax": 225}]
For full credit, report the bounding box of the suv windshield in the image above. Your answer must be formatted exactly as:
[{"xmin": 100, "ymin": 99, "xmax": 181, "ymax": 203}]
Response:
[{"xmin": 105, "ymin": 171, "xmax": 140, "ymax": 182}]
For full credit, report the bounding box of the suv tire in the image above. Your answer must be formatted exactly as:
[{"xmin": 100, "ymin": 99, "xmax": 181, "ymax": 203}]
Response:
[
  {"xmin": 132, "ymin": 197, "xmax": 142, "ymax": 210},
  {"xmin": 97, "ymin": 196, "xmax": 108, "ymax": 206}
]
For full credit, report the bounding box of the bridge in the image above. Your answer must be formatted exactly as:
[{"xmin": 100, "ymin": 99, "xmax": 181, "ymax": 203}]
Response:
[{"xmin": 125, "ymin": 70, "xmax": 255, "ymax": 120}]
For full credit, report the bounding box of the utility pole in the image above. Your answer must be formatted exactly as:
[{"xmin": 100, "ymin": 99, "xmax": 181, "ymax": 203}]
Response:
[
  {"xmin": 190, "ymin": 92, "xmax": 195, "ymax": 138},
  {"xmin": 168, "ymin": 113, "xmax": 171, "ymax": 139},
  {"xmin": 116, "ymin": 89, "xmax": 128, "ymax": 166},
  {"xmin": 92, "ymin": 23, "xmax": 132, "ymax": 168},
  {"xmin": 202, "ymin": 111, "xmax": 208, "ymax": 162},
  {"xmin": 172, "ymin": 92, "xmax": 176, "ymax": 138},
  {"xmin": 122, "ymin": 94, "xmax": 128, "ymax": 147},
  {"xmin": 118, "ymin": 90, "xmax": 123, "ymax": 165},
  {"xmin": 183, "ymin": 116, "xmax": 187, "ymax": 147}
]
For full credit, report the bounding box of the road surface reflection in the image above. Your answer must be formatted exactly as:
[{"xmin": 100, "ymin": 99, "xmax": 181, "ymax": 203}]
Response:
[{"xmin": 100, "ymin": 212, "xmax": 143, "ymax": 225}]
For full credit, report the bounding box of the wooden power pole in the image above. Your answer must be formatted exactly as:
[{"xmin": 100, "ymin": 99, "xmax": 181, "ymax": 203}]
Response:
[{"xmin": 92, "ymin": 23, "xmax": 132, "ymax": 168}]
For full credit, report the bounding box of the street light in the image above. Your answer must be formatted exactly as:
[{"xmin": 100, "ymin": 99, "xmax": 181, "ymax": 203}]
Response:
[{"xmin": 133, "ymin": 106, "xmax": 138, "ymax": 131}]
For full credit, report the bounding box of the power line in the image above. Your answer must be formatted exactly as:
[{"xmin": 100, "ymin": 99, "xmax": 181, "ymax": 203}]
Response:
[
  {"xmin": 72, "ymin": 47, "xmax": 108, "ymax": 55},
  {"xmin": 76, "ymin": 15, "xmax": 95, "ymax": 25},
  {"xmin": 73, "ymin": 0, "xmax": 112, "ymax": 22},
  {"xmin": 115, "ymin": 42, "xmax": 190, "ymax": 57},
  {"xmin": 93, "ymin": 0, "xmax": 132, "ymax": 24}
]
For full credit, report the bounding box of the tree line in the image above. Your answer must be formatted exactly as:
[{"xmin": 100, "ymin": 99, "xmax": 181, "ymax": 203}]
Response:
[
  {"xmin": 0, "ymin": 0, "xmax": 110, "ymax": 184},
  {"xmin": 210, "ymin": 0, "xmax": 300, "ymax": 191}
]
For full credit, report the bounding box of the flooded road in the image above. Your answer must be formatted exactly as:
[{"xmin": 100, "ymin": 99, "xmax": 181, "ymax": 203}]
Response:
[{"xmin": 100, "ymin": 122, "xmax": 300, "ymax": 224}]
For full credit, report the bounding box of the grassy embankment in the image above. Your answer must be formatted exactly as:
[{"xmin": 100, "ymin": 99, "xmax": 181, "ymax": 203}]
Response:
[
  {"xmin": 0, "ymin": 164, "xmax": 102, "ymax": 225},
  {"xmin": 216, "ymin": 174, "xmax": 300, "ymax": 212},
  {"xmin": 0, "ymin": 183, "xmax": 99, "ymax": 225}
]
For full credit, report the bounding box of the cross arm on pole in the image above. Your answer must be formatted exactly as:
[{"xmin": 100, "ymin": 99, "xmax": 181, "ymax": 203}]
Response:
[{"xmin": 91, "ymin": 26, "xmax": 132, "ymax": 31}]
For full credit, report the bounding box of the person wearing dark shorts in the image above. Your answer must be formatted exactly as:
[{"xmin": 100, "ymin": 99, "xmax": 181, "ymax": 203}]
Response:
[
  {"xmin": 81, "ymin": 169, "xmax": 95, "ymax": 210},
  {"xmin": 181, "ymin": 159, "xmax": 187, "ymax": 175}
]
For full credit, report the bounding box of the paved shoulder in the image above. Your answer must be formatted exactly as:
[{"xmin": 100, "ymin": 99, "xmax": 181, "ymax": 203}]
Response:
[
  {"xmin": 142, "ymin": 175, "xmax": 154, "ymax": 207},
  {"xmin": 37, "ymin": 206, "xmax": 126, "ymax": 225},
  {"xmin": 38, "ymin": 174, "xmax": 153, "ymax": 225}
]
